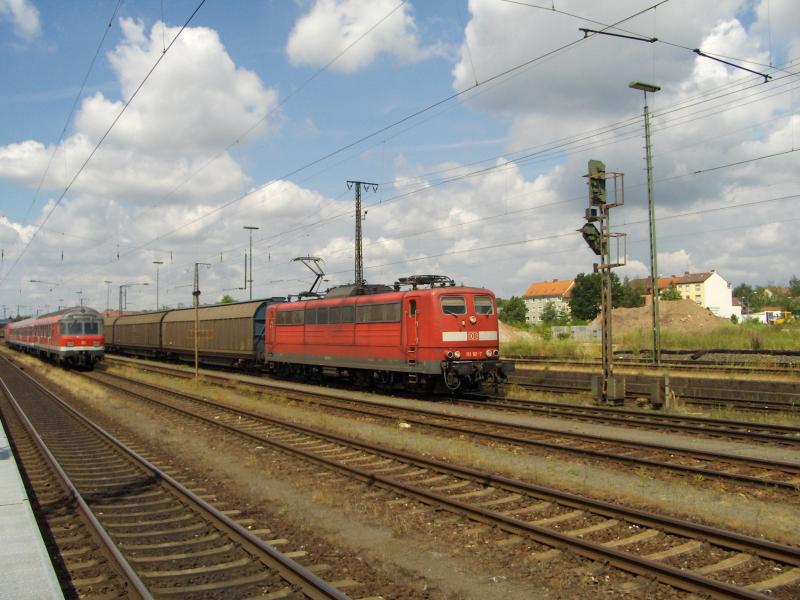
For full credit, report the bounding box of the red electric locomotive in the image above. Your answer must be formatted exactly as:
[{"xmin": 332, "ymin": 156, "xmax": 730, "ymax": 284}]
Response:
[
  {"xmin": 6, "ymin": 306, "xmax": 105, "ymax": 369},
  {"xmin": 265, "ymin": 275, "xmax": 513, "ymax": 392}
]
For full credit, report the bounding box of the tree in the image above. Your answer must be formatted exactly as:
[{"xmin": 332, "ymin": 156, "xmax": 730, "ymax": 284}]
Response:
[
  {"xmin": 789, "ymin": 275, "xmax": 800, "ymax": 297},
  {"xmin": 661, "ymin": 284, "xmax": 682, "ymax": 301},
  {"xmin": 540, "ymin": 301, "xmax": 558, "ymax": 325},
  {"xmin": 618, "ymin": 277, "xmax": 644, "ymax": 308},
  {"xmin": 568, "ymin": 272, "xmax": 633, "ymax": 321},
  {"xmin": 499, "ymin": 296, "xmax": 527, "ymax": 324},
  {"xmin": 217, "ymin": 294, "xmax": 237, "ymax": 304}
]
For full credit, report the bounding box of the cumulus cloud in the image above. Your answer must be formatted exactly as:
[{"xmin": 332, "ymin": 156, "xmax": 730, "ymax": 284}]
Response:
[
  {"xmin": 0, "ymin": 0, "xmax": 40, "ymax": 41},
  {"xmin": 0, "ymin": 18, "xmax": 278, "ymax": 203},
  {"xmin": 286, "ymin": 0, "xmax": 442, "ymax": 72}
]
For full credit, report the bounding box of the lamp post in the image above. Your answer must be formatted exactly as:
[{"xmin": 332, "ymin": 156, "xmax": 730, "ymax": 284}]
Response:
[
  {"xmin": 152, "ymin": 261, "xmax": 164, "ymax": 310},
  {"xmin": 243, "ymin": 226, "xmax": 259, "ymax": 300},
  {"xmin": 118, "ymin": 283, "xmax": 149, "ymax": 313},
  {"xmin": 629, "ymin": 80, "xmax": 661, "ymax": 366},
  {"xmin": 104, "ymin": 280, "xmax": 112, "ymax": 312}
]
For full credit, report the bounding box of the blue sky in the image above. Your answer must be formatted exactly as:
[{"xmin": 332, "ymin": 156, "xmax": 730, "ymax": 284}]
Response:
[{"xmin": 0, "ymin": 0, "xmax": 797, "ymax": 315}]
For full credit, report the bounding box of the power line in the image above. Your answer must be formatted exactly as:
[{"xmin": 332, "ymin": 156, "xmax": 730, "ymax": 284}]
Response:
[
  {"xmin": 21, "ymin": 0, "xmax": 124, "ymax": 225},
  {"xmin": 1, "ymin": 0, "xmax": 209, "ymax": 286}
]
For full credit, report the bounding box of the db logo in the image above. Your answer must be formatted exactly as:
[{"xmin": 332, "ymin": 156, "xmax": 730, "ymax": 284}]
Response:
[{"xmin": 467, "ymin": 331, "xmax": 479, "ymax": 341}]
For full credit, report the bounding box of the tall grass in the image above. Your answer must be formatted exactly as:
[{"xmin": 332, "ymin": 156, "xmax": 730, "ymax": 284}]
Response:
[{"xmin": 503, "ymin": 322, "xmax": 800, "ymax": 356}]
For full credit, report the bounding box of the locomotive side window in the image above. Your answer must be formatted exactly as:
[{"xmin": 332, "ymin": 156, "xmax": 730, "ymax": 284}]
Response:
[
  {"xmin": 277, "ymin": 309, "xmax": 305, "ymax": 325},
  {"xmin": 441, "ymin": 296, "xmax": 466, "ymax": 315},
  {"xmin": 305, "ymin": 307, "xmax": 317, "ymax": 324},
  {"xmin": 356, "ymin": 302, "xmax": 401, "ymax": 323},
  {"xmin": 340, "ymin": 305, "xmax": 355, "ymax": 323},
  {"xmin": 317, "ymin": 307, "xmax": 329, "ymax": 324},
  {"xmin": 474, "ymin": 296, "xmax": 494, "ymax": 315}
]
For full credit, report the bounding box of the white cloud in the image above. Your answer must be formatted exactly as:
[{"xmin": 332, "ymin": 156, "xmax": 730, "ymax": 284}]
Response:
[
  {"xmin": 286, "ymin": 0, "xmax": 442, "ymax": 72},
  {"xmin": 0, "ymin": 18, "xmax": 278, "ymax": 203},
  {"xmin": 0, "ymin": 0, "xmax": 40, "ymax": 41}
]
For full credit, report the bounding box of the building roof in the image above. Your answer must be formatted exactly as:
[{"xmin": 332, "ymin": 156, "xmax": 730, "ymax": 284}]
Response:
[
  {"xmin": 629, "ymin": 271, "xmax": 715, "ymax": 292},
  {"xmin": 522, "ymin": 279, "xmax": 574, "ymax": 299}
]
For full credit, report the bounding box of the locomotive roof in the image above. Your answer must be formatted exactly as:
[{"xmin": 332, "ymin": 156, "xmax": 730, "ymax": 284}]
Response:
[{"xmin": 275, "ymin": 285, "xmax": 494, "ymax": 308}]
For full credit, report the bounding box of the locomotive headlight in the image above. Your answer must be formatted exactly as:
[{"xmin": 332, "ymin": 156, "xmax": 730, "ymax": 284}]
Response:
[
  {"xmin": 66, "ymin": 341, "xmax": 74, "ymax": 347},
  {"xmin": 486, "ymin": 349, "xmax": 493, "ymax": 357},
  {"xmin": 469, "ymin": 315, "xmax": 477, "ymax": 324},
  {"xmin": 454, "ymin": 350, "xmax": 461, "ymax": 359},
  {"xmin": 93, "ymin": 341, "xmax": 100, "ymax": 347}
]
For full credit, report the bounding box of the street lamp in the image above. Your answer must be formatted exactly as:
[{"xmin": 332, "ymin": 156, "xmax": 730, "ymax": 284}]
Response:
[
  {"xmin": 629, "ymin": 80, "xmax": 661, "ymax": 366},
  {"xmin": 152, "ymin": 261, "xmax": 164, "ymax": 310},
  {"xmin": 243, "ymin": 225, "xmax": 259, "ymax": 301},
  {"xmin": 118, "ymin": 283, "xmax": 149, "ymax": 313},
  {"xmin": 104, "ymin": 280, "xmax": 112, "ymax": 313},
  {"xmin": 29, "ymin": 279, "xmax": 58, "ymax": 292}
]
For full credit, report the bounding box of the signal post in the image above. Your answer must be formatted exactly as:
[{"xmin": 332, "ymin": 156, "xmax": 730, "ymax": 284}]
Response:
[{"xmin": 580, "ymin": 160, "xmax": 627, "ymax": 405}]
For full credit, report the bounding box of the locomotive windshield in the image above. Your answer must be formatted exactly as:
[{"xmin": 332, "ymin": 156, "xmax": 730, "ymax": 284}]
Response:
[
  {"xmin": 61, "ymin": 320, "xmax": 103, "ymax": 335},
  {"xmin": 441, "ymin": 296, "xmax": 466, "ymax": 315},
  {"xmin": 474, "ymin": 296, "xmax": 494, "ymax": 315}
]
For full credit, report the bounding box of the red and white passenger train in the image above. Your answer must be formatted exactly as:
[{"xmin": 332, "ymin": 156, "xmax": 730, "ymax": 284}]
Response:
[
  {"xmin": 6, "ymin": 306, "xmax": 105, "ymax": 369},
  {"xmin": 265, "ymin": 276, "xmax": 512, "ymax": 392}
]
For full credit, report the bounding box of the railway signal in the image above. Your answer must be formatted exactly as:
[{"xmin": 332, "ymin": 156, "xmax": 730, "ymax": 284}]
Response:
[{"xmin": 580, "ymin": 160, "xmax": 627, "ymax": 405}]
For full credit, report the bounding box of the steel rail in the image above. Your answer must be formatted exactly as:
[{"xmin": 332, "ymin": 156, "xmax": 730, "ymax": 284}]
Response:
[
  {"xmin": 0, "ymin": 374, "xmax": 152, "ymax": 600},
  {"xmin": 96, "ymin": 370, "xmax": 800, "ymax": 490},
  {"xmin": 469, "ymin": 395, "xmax": 800, "ymax": 444},
  {"xmin": 4, "ymin": 358, "xmax": 349, "ymax": 600},
  {"xmin": 84, "ymin": 371, "xmax": 800, "ymax": 599},
  {"xmin": 103, "ymin": 355, "xmax": 800, "ymax": 444}
]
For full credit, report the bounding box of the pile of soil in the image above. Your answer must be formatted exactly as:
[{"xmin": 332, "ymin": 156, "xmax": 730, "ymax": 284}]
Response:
[
  {"xmin": 499, "ymin": 321, "xmax": 540, "ymax": 344},
  {"xmin": 593, "ymin": 299, "xmax": 731, "ymax": 335}
]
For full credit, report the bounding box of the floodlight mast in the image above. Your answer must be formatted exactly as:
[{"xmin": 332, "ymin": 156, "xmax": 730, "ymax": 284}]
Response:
[{"xmin": 629, "ymin": 80, "xmax": 661, "ymax": 366}]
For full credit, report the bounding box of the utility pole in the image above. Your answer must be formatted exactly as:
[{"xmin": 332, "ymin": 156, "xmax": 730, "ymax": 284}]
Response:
[
  {"xmin": 243, "ymin": 226, "xmax": 259, "ymax": 300},
  {"xmin": 630, "ymin": 81, "xmax": 662, "ymax": 365},
  {"xmin": 346, "ymin": 180, "xmax": 378, "ymax": 288},
  {"xmin": 580, "ymin": 160, "xmax": 627, "ymax": 405},
  {"xmin": 153, "ymin": 261, "xmax": 164, "ymax": 310},
  {"xmin": 193, "ymin": 262, "xmax": 211, "ymax": 378}
]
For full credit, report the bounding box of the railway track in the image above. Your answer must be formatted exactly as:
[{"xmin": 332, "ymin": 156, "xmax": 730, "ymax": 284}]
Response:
[
  {"xmin": 509, "ymin": 356, "xmax": 800, "ymax": 376},
  {"xmin": 104, "ymin": 356, "xmax": 800, "ymax": 446},
  {"xmin": 0, "ymin": 356, "xmax": 349, "ymax": 600},
  {"xmin": 94, "ymin": 368, "xmax": 800, "ymax": 491},
  {"xmin": 78, "ymin": 365, "xmax": 800, "ymax": 598},
  {"xmin": 509, "ymin": 369, "xmax": 800, "ymax": 413}
]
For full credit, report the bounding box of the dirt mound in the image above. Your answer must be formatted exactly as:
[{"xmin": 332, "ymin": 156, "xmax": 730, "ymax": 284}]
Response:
[
  {"xmin": 499, "ymin": 321, "xmax": 540, "ymax": 344},
  {"xmin": 593, "ymin": 299, "xmax": 731, "ymax": 335}
]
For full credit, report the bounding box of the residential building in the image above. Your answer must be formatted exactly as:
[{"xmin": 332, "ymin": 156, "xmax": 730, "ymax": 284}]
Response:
[
  {"xmin": 521, "ymin": 279, "xmax": 574, "ymax": 324},
  {"xmin": 629, "ymin": 270, "xmax": 737, "ymax": 319}
]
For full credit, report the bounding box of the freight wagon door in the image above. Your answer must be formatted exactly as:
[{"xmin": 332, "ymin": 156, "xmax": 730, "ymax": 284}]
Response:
[{"xmin": 404, "ymin": 296, "xmax": 419, "ymax": 366}]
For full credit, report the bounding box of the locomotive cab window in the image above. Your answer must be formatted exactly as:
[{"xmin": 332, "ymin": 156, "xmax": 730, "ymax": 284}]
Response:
[
  {"xmin": 441, "ymin": 296, "xmax": 466, "ymax": 315},
  {"xmin": 474, "ymin": 296, "xmax": 494, "ymax": 315},
  {"xmin": 84, "ymin": 321, "xmax": 101, "ymax": 335}
]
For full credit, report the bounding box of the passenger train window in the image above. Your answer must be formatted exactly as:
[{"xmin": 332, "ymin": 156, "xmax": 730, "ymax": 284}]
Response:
[
  {"xmin": 84, "ymin": 322, "xmax": 100, "ymax": 334},
  {"xmin": 441, "ymin": 296, "xmax": 466, "ymax": 315},
  {"xmin": 474, "ymin": 296, "xmax": 494, "ymax": 315}
]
